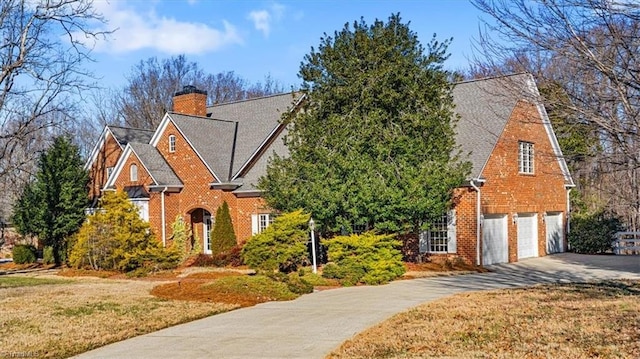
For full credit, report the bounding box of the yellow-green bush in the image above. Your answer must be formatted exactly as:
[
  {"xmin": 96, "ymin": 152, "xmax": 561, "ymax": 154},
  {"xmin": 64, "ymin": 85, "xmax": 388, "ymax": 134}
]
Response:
[
  {"xmin": 69, "ymin": 191, "xmax": 179, "ymax": 272},
  {"xmin": 323, "ymin": 232, "xmax": 405, "ymax": 285},
  {"xmin": 169, "ymin": 215, "xmax": 200, "ymax": 262},
  {"xmin": 241, "ymin": 210, "xmax": 310, "ymax": 273}
]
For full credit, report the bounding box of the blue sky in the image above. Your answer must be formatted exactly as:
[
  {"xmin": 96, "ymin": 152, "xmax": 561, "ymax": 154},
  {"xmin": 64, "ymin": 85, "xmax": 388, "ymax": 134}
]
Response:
[{"xmin": 85, "ymin": 0, "xmax": 487, "ymax": 90}]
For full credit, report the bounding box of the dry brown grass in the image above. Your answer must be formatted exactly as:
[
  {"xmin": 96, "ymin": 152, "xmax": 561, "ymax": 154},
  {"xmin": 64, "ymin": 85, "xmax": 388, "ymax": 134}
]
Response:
[
  {"xmin": 0, "ymin": 274, "xmax": 235, "ymax": 359},
  {"xmin": 329, "ymin": 280, "xmax": 640, "ymax": 359}
]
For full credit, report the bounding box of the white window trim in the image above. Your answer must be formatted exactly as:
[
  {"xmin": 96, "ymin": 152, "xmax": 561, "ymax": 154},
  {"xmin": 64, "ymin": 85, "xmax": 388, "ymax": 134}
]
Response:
[
  {"xmin": 169, "ymin": 135, "xmax": 176, "ymax": 153},
  {"xmin": 251, "ymin": 213, "xmax": 275, "ymax": 235},
  {"xmin": 106, "ymin": 166, "xmax": 114, "ymax": 179},
  {"xmin": 519, "ymin": 141, "xmax": 534, "ymax": 174},
  {"xmin": 130, "ymin": 164, "xmax": 138, "ymax": 182}
]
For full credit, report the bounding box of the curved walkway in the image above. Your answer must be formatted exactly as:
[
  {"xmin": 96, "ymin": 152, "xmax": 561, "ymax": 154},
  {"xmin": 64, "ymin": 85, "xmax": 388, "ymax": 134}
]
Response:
[{"xmin": 73, "ymin": 253, "xmax": 640, "ymax": 359}]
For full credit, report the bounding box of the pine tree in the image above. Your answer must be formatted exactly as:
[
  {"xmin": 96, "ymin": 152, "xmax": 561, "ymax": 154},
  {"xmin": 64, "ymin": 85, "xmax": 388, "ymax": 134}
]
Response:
[
  {"xmin": 13, "ymin": 136, "xmax": 88, "ymax": 265},
  {"xmin": 260, "ymin": 14, "xmax": 470, "ymax": 235},
  {"xmin": 210, "ymin": 201, "xmax": 237, "ymax": 255}
]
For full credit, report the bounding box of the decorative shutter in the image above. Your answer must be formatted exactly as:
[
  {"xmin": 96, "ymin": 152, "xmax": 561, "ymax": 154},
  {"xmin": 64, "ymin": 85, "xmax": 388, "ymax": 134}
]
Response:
[
  {"xmin": 251, "ymin": 214, "xmax": 259, "ymax": 235},
  {"xmin": 447, "ymin": 209, "xmax": 457, "ymax": 253}
]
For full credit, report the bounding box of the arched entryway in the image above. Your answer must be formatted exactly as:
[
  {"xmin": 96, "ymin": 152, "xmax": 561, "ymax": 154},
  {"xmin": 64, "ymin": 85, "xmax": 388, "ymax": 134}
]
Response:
[{"xmin": 188, "ymin": 208, "xmax": 213, "ymax": 254}]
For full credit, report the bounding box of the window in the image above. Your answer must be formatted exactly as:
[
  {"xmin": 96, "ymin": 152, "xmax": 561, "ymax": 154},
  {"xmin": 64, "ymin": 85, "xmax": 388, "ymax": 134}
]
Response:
[
  {"xmin": 130, "ymin": 199, "xmax": 149, "ymax": 222},
  {"xmin": 420, "ymin": 210, "xmax": 456, "ymax": 254},
  {"xmin": 252, "ymin": 213, "xmax": 275, "ymax": 234},
  {"xmin": 106, "ymin": 166, "xmax": 114, "ymax": 179},
  {"xmin": 130, "ymin": 164, "xmax": 138, "ymax": 181},
  {"xmin": 204, "ymin": 213, "xmax": 213, "ymax": 254},
  {"xmin": 519, "ymin": 141, "xmax": 534, "ymax": 174},
  {"xmin": 169, "ymin": 135, "xmax": 176, "ymax": 153}
]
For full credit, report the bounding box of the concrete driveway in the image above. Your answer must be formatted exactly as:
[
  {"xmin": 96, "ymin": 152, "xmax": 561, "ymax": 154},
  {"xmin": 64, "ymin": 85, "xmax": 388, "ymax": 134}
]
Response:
[{"xmin": 73, "ymin": 253, "xmax": 640, "ymax": 359}]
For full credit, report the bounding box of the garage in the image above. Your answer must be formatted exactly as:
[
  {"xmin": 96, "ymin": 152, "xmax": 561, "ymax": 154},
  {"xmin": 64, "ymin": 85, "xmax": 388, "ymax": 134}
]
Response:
[
  {"xmin": 517, "ymin": 213, "xmax": 539, "ymax": 259},
  {"xmin": 482, "ymin": 214, "xmax": 509, "ymax": 265},
  {"xmin": 545, "ymin": 212, "xmax": 564, "ymax": 254}
]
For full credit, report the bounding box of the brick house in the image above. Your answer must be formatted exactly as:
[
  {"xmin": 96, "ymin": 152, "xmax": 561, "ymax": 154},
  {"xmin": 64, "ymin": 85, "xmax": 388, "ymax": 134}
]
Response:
[
  {"xmin": 418, "ymin": 73, "xmax": 573, "ymax": 265},
  {"xmin": 86, "ymin": 86, "xmax": 303, "ymax": 253},
  {"xmin": 86, "ymin": 73, "xmax": 573, "ymax": 265}
]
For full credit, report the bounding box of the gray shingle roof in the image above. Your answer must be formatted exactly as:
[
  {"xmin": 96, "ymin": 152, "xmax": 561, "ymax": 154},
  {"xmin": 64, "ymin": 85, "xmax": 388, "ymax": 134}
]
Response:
[
  {"xmin": 168, "ymin": 113, "xmax": 238, "ymax": 181},
  {"xmin": 234, "ymin": 126, "xmax": 290, "ymax": 192},
  {"xmin": 129, "ymin": 142, "xmax": 182, "ymax": 186},
  {"xmin": 207, "ymin": 92, "xmax": 301, "ymax": 177},
  {"xmin": 453, "ymin": 73, "xmax": 534, "ymax": 179},
  {"xmin": 109, "ymin": 126, "xmax": 154, "ymax": 146}
]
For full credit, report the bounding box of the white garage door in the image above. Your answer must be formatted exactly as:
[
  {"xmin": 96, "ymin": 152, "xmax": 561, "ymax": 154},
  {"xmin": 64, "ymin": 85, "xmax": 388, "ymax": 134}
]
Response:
[
  {"xmin": 545, "ymin": 212, "xmax": 564, "ymax": 254},
  {"xmin": 517, "ymin": 213, "xmax": 538, "ymax": 259},
  {"xmin": 482, "ymin": 214, "xmax": 508, "ymax": 265}
]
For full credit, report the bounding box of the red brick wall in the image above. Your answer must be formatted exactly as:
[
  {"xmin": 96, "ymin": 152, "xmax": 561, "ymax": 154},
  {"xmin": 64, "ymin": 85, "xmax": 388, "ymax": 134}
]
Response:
[
  {"xmin": 466, "ymin": 100, "xmax": 567, "ymax": 264},
  {"xmin": 88, "ymin": 132, "xmax": 122, "ymax": 202},
  {"xmin": 453, "ymin": 187, "xmax": 479, "ymax": 265}
]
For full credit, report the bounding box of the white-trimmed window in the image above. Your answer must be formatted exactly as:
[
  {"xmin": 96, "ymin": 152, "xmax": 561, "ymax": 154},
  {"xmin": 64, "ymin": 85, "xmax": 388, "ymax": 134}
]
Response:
[
  {"xmin": 130, "ymin": 164, "xmax": 138, "ymax": 181},
  {"xmin": 106, "ymin": 166, "xmax": 114, "ymax": 179},
  {"xmin": 519, "ymin": 141, "xmax": 534, "ymax": 174},
  {"xmin": 169, "ymin": 135, "xmax": 176, "ymax": 153},
  {"xmin": 251, "ymin": 213, "xmax": 275, "ymax": 235},
  {"xmin": 204, "ymin": 213, "xmax": 213, "ymax": 254},
  {"xmin": 420, "ymin": 210, "xmax": 457, "ymax": 254},
  {"xmin": 130, "ymin": 199, "xmax": 149, "ymax": 222}
]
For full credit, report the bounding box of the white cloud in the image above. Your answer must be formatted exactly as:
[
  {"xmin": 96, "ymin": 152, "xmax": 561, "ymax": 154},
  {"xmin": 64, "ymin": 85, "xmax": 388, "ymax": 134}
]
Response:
[
  {"xmin": 248, "ymin": 3, "xmax": 285, "ymax": 38},
  {"xmin": 83, "ymin": 1, "xmax": 242, "ymax": 55},
  {"xmin": 248, "ymin": 10, "xmax": 271, "ymax": 37}
]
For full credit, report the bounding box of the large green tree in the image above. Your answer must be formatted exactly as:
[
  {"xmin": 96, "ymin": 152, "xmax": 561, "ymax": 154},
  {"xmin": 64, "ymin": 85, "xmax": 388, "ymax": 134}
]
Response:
[
  {"xmin": 260, "ymin": 14, "xmax": 470, "ymax": 235},
  {"xmin": 13, "ymin": 136, "xmax": 89, "ymax": 265}
]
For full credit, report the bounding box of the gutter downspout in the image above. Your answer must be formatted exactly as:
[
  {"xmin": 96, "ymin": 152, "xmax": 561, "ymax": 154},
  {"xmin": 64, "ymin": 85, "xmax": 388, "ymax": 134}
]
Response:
[
  {"xmin": 566, "ymin": 187, "xmax": 572, "ymax": 250},
  {"xmin": 161, "ymin": 187, "xmax": 168, "ymax": 247},
  {"xmin": 470, "ymin": 179, "xmax": 482, "ymax": 266}
]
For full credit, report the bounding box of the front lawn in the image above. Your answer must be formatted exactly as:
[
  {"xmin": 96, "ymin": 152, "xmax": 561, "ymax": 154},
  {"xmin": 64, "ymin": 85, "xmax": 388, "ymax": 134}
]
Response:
[
  {"xmin": 0, "ymin": 272, "xmax": 237, "ymax": 359},
  {"xmin": 328, "ymin": 280, "xmax": 640, "ymax": 358},
  {"xmin": 0, "ymin": 276, "xmax": 71, "ymax": 288}
]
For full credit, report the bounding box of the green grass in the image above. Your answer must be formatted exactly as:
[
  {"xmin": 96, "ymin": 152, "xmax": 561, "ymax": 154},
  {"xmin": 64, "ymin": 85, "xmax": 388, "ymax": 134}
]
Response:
[
  {"xmin": 202, "ymin": 275, "xmax": 298, "ymax": 301},
  {"xmin": 0, "ymin": 276, "xmax": 72, "ymax": 288}
]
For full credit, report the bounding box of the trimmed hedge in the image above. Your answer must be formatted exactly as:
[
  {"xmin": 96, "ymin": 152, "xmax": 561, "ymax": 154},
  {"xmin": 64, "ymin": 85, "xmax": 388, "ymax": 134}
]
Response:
[
  {"xmin": 323, "ymin": 232, "xmax": 405, "ymax": 285},
  {"xmin": 12, "ymin": 244, "xmax": 37, "ymax": 264},
  {"xmin": 569, "ymin": 211, "xmax": 623, "ymax": 254}
]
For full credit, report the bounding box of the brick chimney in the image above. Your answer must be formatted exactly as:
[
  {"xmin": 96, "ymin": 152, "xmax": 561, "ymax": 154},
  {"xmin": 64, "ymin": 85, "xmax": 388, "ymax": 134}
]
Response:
[{"xmin": 172, "ymin": 85, "xmax": 208, "ymax": 117}]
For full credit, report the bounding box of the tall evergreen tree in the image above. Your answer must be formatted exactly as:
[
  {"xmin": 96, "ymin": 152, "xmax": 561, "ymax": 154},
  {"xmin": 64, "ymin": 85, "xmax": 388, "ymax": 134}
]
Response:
[
  {"xmin": 210, "ymin": 201, "xmax": 237, "ymax": 255},
  {"xmin": 260, "ymin": 14, "xmax": 470, "ymax": 235},
  {"xmin": 13, "ymin": 136, "xmax": 88, "ymax": 265}
]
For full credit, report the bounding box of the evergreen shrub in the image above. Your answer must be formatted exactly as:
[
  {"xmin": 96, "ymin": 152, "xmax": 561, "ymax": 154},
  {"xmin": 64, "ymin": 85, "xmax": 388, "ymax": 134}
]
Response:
[
  {"xmin": 569, "ymin": 211, "xmax": 623, "ymax": 254},
  {"xmin": 210, "ymin": 201, "xmax": 237, "ymax": 256},
  {"xmin": 323, "ymin": 232, "xmax": 405, "ymax": 285},
  {"xmin": 43, "ymin": 246, "xmax": 55, "ymax": 265},
  {"xmin": 12, "ymin": 244, "xmax": 37, "ymax": 264},
  {"xmin": 242, "ymin": 210, "xmax": 310, "ymax": 273}
]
